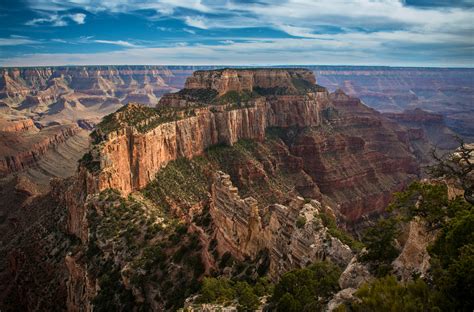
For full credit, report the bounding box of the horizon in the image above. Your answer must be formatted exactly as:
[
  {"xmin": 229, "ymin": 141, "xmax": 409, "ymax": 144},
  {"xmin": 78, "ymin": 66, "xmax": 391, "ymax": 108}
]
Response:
[
  {"xmin": 1, "ymin": 1, "xmax": 474, "ymax": 67},
  {"xmin": 2, "ymin": 64, "xmax": 474, "ymax": 70}
]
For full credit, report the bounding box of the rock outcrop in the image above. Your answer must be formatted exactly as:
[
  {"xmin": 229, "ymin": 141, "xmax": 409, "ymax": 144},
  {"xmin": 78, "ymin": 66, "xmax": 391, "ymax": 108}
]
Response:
[
  {"xmin": 184, "ymin": 68, "xmax": 317, "ymax": 95},
  {"xmin": 0, "ymin": 118, "xmax": 84, "ymax": 177},
  {"xmin": 211, "ymin": 171, "xmax": 353, "ymax": 276},
  {"xmin": 392, "ymin": 218, "xmax": 438, "ymax": 281},
  {"xmin": 50, "ymin": 68, "xmax": 426, "ymax": 311},
  {"xmin": 86, "ymin": 69, "xmax": 329, "ymax": 195}
]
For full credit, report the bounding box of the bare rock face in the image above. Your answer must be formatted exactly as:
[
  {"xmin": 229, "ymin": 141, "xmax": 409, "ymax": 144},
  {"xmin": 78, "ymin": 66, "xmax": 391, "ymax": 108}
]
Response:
[
  {"xmin": 0, "ymin": 117, "xmax": 36, "ymax": 132},
  {"xmin": 0, "ymin": 118, "xmax": 84, "ymax": 177},
  {"xmin": 0, "ymin": 66, "xmax": 184, "ymax": 132},
  {"xmin": 210, "ymin": 171, "xmax": 353, "ymax": 276},
  {"xmin": 94, "ymin": 103, "xmax": 269, "ymax": 195},
  {"xmin": 392, "ymin": 218, "xmax": 438, "ymax": 281},
  {"xmin": 326, "ymin": 288, "xmax": 357, "ymax": 312},
  {"xmin": 65, "ymin": 253, "xmax": 96, "ymax": 312},
  {"xmin": 384, "ymin": 108, "xmax": 444, "ymax": 124},
  {"xmin": 288, "ymin": 93, "xmax": 419, "ymax": 222},
  {"xmin": 185, "ymin": 68, "xmax": 316, "ymax": 95},
  {"xmin": 338, "ymin": 256, "xmax": 372, "ymax": 290}
]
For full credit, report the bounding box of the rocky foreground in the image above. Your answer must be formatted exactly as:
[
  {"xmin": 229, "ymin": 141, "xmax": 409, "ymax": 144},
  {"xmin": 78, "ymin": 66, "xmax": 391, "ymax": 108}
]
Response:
[{"xmin": 0, "ymin": 68, "xmax": 470, "ymax": 311}]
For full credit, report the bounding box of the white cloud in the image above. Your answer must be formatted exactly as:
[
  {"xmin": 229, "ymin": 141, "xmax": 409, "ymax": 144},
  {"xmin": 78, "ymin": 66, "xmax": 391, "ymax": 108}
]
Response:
[
  {"xmin": 0, "ymin": 36, "xmax": 38, "ymax": 46},
  {"xmin": 183, "ymin": 28, "xmax": 196, "ymax": 34},
  {"xmin": 26, "ymin": 13, "xmax": 86, "ymax": 27},
  {"xmin": 276, "ymin": 24, "xmax": 320, "ymax": 39},
  {"xmin": 2, "ymin": 34, "xmax": 472, "ymax": 67},
  {"xmin": 51, "ymin": 38, "xmax": 68, "ymax": 43},
  {"xmin": 70, "ymin": 13, "xmax": 86, "ymax": 24},
  {"xmin": 184, "ymin": 16, "xmax": 208, "ymax": 29},
  {"xmin": 94, "ymin": 40, "xmax": 141, "ymax": 48},
  {"xmin": 17, "ymin": 0, "xmax": 474, "ymax": 66}
]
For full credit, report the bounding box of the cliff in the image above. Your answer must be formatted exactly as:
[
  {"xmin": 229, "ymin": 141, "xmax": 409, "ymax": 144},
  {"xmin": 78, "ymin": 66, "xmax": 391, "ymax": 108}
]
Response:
[
  {"xmin": 210, "ymin": 171, "xmax": 353, "ymax": 276},
  {"xmin": 84, "ymin": 69, "xmax": 329, "ymax": 195},
  {"xmin": 50, "ymin": 68, "xmax": 425, "ymax": 311},
  {"xmin": 0, "ymin": 119, "xmax": 84, "ymax": 177},
  {"xmin": 184, "ymin": 68, "xmax": 317, "ymax": 95}
]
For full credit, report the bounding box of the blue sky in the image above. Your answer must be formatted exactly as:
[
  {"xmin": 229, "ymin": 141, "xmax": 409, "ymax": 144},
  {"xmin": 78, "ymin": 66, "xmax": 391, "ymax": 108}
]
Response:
[{"xmin": 1, "ymin": 0, "xmax": 473, "ymax": 67}]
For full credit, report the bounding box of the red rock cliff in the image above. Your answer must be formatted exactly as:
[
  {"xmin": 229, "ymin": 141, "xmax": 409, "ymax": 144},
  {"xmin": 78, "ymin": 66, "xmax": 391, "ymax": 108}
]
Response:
[{"xmin": 86, "ymin": 69, "xmax": 329, "ymax": 195}]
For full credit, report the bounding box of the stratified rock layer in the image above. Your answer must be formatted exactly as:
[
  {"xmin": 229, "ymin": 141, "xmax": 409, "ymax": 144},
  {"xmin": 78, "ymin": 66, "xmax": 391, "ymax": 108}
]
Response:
[
  {"xmin": 211, "ymin": 171, "xmax": 353, "ymax": 276},
  {"xmin": 0, "ymin": 117, "xmax": 85, "ymax": 177}
]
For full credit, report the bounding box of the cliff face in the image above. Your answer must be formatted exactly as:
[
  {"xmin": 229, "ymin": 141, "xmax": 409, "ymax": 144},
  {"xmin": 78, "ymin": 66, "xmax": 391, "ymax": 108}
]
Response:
[
  {"xmin": 0, "ymin": 66, "xmax": 187, "ymax": 131},
  {"xmin": 0, "ymin": 118, "xmax": 84, "ymax": 177},
  {"xmin": 88, "ymin": 70, "xmax": 328, "ymax": 195},
  {"xmin": 75, "ymin": 69, "xmax": 419, "ymax": 222},
  {"xmin": 211, "ymin": 171, "xmax": 353, "ymax": 276},
  {"xmin": 285, "ymin": 91, "xmax": 419, "ymax": 222},
  {"xmin": 185, "ymin": 68, "xmax": 316, "ymax": 95}
]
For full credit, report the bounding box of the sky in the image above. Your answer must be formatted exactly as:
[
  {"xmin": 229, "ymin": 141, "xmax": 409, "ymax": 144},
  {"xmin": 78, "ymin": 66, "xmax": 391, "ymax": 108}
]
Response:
[{"xmin": 0, "ymin": 0, "xmax": 473, "ymax": 67}]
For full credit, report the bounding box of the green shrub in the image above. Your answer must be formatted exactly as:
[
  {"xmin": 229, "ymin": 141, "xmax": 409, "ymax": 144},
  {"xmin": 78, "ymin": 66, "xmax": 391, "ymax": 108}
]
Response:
[
  {"xmin": 271, "ymin": 260, "xmax": 341, "ymax": 311},
  {"xmin": 296, "ymin": 216, "xmax": 306, "ymax": 228},
  {"xmin": 199, "ymin": 277, "xmax": 236, "ymax": 304},
  {"xmin": 349, "ymin": 276, "xmax": 438, "ymax": 312},
  {"xmin": 359, "ymin": 217, "xmax": 400, "ymax": 277}
]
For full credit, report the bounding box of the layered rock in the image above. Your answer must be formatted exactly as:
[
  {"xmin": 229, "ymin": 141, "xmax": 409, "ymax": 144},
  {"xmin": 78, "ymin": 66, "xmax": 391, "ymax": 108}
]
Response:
[
  {"xmin": 0, "ymin": 120, "xmax": 84, "ymax": 177},
  {"xmin": 52, "ymin": 68, "xmax": 426, "ymax": 310},
  {"xmin": 288, "ymin": 91, "xmax": 419, "ymax": 222},
  {"xmin": 185, "ymin": 68, "xmax": 316, "ymax": 95},
  {"xmin": 211, "ymin": 171, "xmax": 353, "ymax": 277},
  {"xmin": 383, "ymin": 108, "xmax": 459, "ymax": 151},
  {"xmin": 87, "ymin": 69, "xmax": 328, "ymax": 195}
]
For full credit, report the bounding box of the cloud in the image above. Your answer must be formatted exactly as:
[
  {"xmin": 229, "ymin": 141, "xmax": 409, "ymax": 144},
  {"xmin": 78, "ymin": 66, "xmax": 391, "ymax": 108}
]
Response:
[
  {"xmin": 184, "ymin": 16, "xmax": 208, "ymax": 29},
  {"xmin": 276, "ymin": 25, "xmax": 320, "ymax": 38},
  {"xmin": 2, "ymin": 34, "xmax": 472, "ymax": 67},
  {"xmin": 51, "ymin": 38, "xmax": 68, "ymax": 43},
  {"xmin": 183, "ymin": 28, "xmax": 196, "ymax": 34},
  {"xmin": 0, "ymin": 36, "xmax": 38, "ymax": 46},
  {"xmin": 14, "ymin": 0, "xmax": 474, "ymax": 66},
  {"xmin": 93, "ymin": 40, "xmax": 141, "ymax": 48},
  {"xmin": 70, "ymin": 13, "xmax": 86, "ymax": 25},
  {"xmin": 26, "ymin": 13, "xmax": 86, "ymax": 27}
]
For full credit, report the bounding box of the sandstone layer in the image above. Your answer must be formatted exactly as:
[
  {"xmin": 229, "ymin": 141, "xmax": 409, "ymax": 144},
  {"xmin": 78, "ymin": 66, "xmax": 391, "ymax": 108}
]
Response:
[{"xmin": 0, "ymin": 117, "xmax": 85, "ymax": 177}]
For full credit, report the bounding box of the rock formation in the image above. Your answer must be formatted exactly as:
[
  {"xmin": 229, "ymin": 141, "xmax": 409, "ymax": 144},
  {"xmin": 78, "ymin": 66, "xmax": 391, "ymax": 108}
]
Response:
[
  {"xmin": 84, "ymin": 69, "xmax": 329, "ymax": 196},
  {"xmin": 211, "ymin": 171, "xmax": 353, "ymax": 276},
  {"xmin": 0, "ymin": 117, "xmax": 87, "ymax": 178},
  {"xmin": 2, "ymin": 68, "xmax": 451, "ymax": 311}
]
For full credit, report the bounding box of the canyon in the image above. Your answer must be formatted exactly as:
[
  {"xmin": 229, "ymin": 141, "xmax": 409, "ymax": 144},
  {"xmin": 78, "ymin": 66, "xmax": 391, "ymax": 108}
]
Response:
[
  {"xmin": 52, "ymin": 69, "xmax": 419, "ymax": 309},
  {"xmin": 0, "ymin": 67, "xmax": 471, "ymax": 311},
  {"xmin": 0, "ymin": 65, "xmax": 469, "ymax": 191}
]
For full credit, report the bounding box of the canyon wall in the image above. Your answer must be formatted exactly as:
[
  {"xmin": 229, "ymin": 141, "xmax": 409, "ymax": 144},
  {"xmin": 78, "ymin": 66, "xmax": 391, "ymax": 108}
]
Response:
[
  {"xmin": 89, "ymin": 70, "xmax": 328, "ymax": 195},
  {"xmin": 2, "ymin": 65, "xmax": 472, "ymax": 142},
  {"xmin": 185, "ymin": 68, "xmax": 316, "ymax": 95},
  {"xmin": 0, "ymin": 119, "xmax": 83, "ymax": 177},
  {"xmin": 52, "ymin": 68, "xmax": 424, "ymax": 311},
  {"xmin": 211, "ymin": 171, "xmax": 353, "ymax": 276}
]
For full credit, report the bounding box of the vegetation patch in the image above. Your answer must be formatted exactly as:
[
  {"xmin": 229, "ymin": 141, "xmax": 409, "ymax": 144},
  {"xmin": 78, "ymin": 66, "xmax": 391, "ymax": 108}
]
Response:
[
  {"xmin": 270, "ymin": 260, "xmax": 342, "ymax": 312},
  {"xmin": 197, "ymin": 277, "xmax": 273, "ymax": 311},
  {"xmin": 320, "ymin": 212, "xmax": 364, "ymax": 252},
  {"xmin": 78, "ymin": 151, "xmax": 100, "ymax": 172},
  {"xmin": 90, "ymin": 103, "xmax": 198, "ymax": 143}
]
